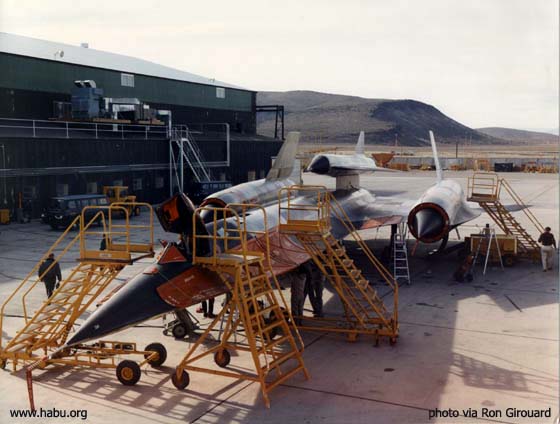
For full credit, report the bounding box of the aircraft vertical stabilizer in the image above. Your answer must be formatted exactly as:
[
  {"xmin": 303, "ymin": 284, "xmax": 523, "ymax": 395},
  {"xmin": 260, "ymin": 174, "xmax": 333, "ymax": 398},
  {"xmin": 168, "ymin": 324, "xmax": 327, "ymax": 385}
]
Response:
[
  {"xmin": 266, "ymin": 131, "xmax": 301, "ymax": 181},
  {"xmin": 429, "ymin": 130, "xmax": 443, "ymax": 183},
  {"xmin": 355, "ymin": 131, "xmax": 365, "ymax": 155}
]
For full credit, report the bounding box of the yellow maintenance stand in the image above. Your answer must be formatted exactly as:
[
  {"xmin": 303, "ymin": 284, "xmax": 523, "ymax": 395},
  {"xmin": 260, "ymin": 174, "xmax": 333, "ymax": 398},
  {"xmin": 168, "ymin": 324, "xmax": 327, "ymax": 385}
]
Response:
[
  {"xmin": 467, "ymin": 172, "xmax": 544, "ymax": 260},
  {"xmin": 171, "ymin": 204, "xmax": 308, "ymax": 408},
  {"xmin": 278, "ymin": 185, "xmax": 399, "ymax": 345},
  {"xmin": 0, "ymin": 203, "xmax": 166, "ymax": 386}
]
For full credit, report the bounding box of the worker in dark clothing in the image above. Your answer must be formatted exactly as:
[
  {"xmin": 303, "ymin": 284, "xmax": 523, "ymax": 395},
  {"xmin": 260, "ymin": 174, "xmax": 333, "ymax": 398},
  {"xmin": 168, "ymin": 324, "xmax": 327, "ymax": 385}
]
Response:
[
  {"xmin": 38, "ymin": 253, "xmax": 62, "ymax": 298},
  {"xmin": 100, "ymin": 233, "xmax": 109, "ymax": 251},
  {"xmin": 538, "ymin": 227, "xmax": 557, "ymax": 271},
  {"xmin": 198, "ymin": 298, "xmax": 216, "ymax": 319},
  {"xmin": 302, "ymin": 261, "xmax": 325, "ymax": 317},
  {"xmin": 289, "ymin": 265, "xmax": 307, "ymax": 326}
]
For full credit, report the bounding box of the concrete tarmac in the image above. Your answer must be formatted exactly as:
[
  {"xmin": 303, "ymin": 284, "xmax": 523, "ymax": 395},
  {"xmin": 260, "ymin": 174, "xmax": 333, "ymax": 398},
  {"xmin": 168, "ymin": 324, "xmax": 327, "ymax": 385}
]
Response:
[{"xmin": 0, "ymin": 171, "xmax": 557, "ymax": 423}]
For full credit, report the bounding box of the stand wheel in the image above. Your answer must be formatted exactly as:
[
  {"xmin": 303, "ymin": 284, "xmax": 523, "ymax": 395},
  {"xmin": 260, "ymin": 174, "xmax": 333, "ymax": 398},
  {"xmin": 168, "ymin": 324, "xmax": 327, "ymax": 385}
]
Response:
[
  {"xmin": 390, "ymin": 337, "xmax": 398, "ymax": 346},
  {"xmin": 171, "ymin": 369, "xmax": 190, "ymax": 390},
  {"xmin": 0, "ymin": 358, "xmax": 6, "ymax": 370},
  {"xmin": 214, "ymin": 349, "xmax": 231, "ymax": 368},
  {"xmin": 116, "ymin": 360, "xmax": 141, "ymax": 386},
  {"xmin": 144, "ymin": 343, "xmax": 167, "ymax": 367},
  {"xmin": 172, "ymin": 323, "xmax": 187, "ymax": 339}
]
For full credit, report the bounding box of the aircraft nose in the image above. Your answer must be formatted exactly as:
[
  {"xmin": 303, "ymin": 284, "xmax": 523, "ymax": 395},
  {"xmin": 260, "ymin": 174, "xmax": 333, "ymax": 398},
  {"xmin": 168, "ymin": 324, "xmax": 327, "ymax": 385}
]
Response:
[
  {"xmin": 306, "ymin": 156, "xmax": 330, "ymax": 174},
  {"xmin": 412, "ymin": 208, "xmax": 445, "ymax": 240},
  {"xmin": 65, "ymin": 271, "xmax": 174, "ymax": 346}
]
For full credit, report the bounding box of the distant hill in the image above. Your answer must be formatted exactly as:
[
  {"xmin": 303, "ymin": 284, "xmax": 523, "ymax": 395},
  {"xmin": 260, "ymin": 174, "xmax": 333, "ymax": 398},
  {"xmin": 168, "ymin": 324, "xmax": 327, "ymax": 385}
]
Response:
[
  {"xmin": 476, "ymin": 127, "xmax": 559, "ymax": 144},
  {"xmin": 257, "ymin": 90, "xmax": 503, "ymax": 146}
]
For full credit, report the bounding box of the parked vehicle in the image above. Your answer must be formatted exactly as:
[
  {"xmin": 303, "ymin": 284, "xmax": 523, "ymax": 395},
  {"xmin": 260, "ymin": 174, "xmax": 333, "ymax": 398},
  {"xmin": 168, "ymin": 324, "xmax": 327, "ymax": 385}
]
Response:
[
  {"xmin": 41, "ymin": 194, "xmax": 109, "ymax": 230},
  {"xmin": 103, "ymin": 186, "xmax": 140, "ymax": 216}
]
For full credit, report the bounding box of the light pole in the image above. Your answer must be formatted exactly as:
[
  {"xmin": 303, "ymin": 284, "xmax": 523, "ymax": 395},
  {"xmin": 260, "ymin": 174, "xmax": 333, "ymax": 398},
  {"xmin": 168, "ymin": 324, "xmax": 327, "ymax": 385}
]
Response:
[{"xmin": 0, "ymin": 144, "xmax": 6, "ymax": 205}]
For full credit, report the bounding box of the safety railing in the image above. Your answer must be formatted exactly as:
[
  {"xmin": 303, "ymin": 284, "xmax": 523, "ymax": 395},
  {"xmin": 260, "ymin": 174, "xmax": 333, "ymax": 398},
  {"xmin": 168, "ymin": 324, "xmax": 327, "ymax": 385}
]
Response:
[
  {"xmin": 328, "ymin": 192, "xmax": 398, "ymax": 325},
  {"xmin": 278, "ymin": 185, "xmax": 331, "ymax": 234},
  {"xmin": 498, "ymin": 178, "xmax": 545, "ymax": 235},
  {"xmin": 0, "ymin": 117, "xmax": 168, "ymax": 140},
  {"xmin": 192, "ymin": 206, "xmax": 254, "ymax": 266},
  {"xmin": 227, "ymin": 203, "xmax": 305, "ymax": 352},
  {"xmin": 467, "ymin": 172, "xmax": 500, "ymax": 201},
  {"xmin": 80, "ymin": 203, "xmax": 155, "ymax": 263},
  {"xmin": 277, "ymin": 185, "xmax": 398, "ymax": 323},
  {"xmin": 0, "ymin": 203, "xmax": 155, "ymax": 352},
  {"xmin": 191, "ymin": 203, "xmax": 305, "ymax": 352},
  {"xmin": 467, "ymin": 172, "xmax": 544, "ymax": 236},
  {"xmin": 0, "ymin": 213, "xmax": 86, "ymax": 351}
]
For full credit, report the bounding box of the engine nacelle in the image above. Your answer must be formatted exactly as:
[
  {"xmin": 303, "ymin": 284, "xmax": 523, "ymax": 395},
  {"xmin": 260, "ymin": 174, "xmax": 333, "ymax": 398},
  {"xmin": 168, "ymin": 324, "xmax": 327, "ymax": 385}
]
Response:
[
  {"xmin": 407, "ymin": 180, "xmax": 479, "ymax": 243},
  {"xmin": 306, "ymin": 154, "xmax": 378, "ymax": 177}
]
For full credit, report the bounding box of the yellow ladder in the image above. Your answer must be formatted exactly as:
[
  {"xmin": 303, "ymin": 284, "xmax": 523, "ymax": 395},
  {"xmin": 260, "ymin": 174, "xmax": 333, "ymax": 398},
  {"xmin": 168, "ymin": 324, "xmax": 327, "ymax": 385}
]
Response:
[
  {"xmin": 172, "ymin": 204, "xmax": 308, "ymax": 408},
  {"xmin": 467, "ymin": 172, "xmax": 543, "ymax": 259},
  {"xmin": 278, "ymin": 185, "xmax": 399, "ymax": 344},
  {"xmin": 0, "ymin": 203, "xmax": 154, "ymax": 370}
]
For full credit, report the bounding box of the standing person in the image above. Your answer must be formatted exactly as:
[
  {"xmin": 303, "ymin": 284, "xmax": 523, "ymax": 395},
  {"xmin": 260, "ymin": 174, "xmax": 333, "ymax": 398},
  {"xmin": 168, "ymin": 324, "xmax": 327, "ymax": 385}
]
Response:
[
  {"xmin": 289, "ymin": 265, "xmax": 307, "ymax": 326},
  {"xmin": 201, "ymin": 298, "xmax": 216, "ymax": 319},
  {"xmin": 538, "ymin": 227, "xmax": 557, "ymax": 271},
  {"xmin": 38, "ymin": 253, "xmax": 62, "ymax": 298},
  {"xmin": 305, "ymin": 261, "xmax": 325, "ymax": 318}
]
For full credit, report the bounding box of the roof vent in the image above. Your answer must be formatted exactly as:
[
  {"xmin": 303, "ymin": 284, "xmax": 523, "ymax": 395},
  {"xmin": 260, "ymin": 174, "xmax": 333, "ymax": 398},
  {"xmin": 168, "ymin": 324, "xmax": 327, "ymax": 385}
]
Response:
[{"xmin": 80, "ymin": 42, "xmax": 89, "ymax": 48}]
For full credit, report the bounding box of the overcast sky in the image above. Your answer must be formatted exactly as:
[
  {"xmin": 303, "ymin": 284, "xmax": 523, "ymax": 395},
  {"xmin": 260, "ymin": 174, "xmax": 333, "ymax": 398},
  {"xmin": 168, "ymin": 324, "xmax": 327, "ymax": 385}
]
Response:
[{"xmin": 1, "ymin": 0, "xmax": 558, "ymax": 132}]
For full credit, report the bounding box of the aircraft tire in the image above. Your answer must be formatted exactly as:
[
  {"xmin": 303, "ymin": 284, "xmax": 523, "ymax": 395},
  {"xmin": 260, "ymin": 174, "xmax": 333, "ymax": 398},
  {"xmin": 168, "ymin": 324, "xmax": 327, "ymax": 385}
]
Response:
[{"xmin": 172, "ymin": 323, "xmax": 187, "ymax": 339}]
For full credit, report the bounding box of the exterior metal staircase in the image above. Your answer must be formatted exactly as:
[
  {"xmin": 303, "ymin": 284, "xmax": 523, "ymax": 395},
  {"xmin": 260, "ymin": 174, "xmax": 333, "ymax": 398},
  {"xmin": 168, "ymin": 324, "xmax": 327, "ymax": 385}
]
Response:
[
  {"xmin": 0, "ymin": 203, "xmax": 154, "ymax": 370},
  {"xmin": 467, "ymin": 172, "xmax": 543, "ymax": 259},
  {"xmin": 169, "ymin": 126, "xmax": 212, "ymax": 192},
  {"xmin": 172, "ymin": 204, "xmax": 308, "ymax": 408},
  {"xmin": 278, "ymin": 185, "xmax": 399, "ymax": 344}
]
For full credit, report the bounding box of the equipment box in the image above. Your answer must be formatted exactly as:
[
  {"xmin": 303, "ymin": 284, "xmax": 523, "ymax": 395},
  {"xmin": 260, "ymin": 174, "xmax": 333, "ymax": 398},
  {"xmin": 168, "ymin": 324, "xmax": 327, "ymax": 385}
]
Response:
[
  {"xmin": 0, "ymin": 209, "xmax": 9, "ymax": 224},
  {"xmin": 467, "ymin": 233, "xmax": 518, "ymax": 266}
]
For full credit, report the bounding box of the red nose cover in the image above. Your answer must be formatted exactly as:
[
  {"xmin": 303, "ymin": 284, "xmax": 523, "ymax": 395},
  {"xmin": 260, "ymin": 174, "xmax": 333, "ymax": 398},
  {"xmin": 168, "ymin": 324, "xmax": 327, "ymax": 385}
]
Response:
[{"xmin": 157, "ymin": 266, "xmax": 228, "ymax": 308}]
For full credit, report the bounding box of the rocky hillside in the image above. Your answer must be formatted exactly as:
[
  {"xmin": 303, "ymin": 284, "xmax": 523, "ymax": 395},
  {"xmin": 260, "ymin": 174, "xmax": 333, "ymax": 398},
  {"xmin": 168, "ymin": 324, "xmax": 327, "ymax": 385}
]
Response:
[
  {"xmin": 257, "ymin": 91, "xmax": 502, "ymax": 146},
  {"xmin": 477, "ymin": 127, "xmax": 559, "ymax": 144}
]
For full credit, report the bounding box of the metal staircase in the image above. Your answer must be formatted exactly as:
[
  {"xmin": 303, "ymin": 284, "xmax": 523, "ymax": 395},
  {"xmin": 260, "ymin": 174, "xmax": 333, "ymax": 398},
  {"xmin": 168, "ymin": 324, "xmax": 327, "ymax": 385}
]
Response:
[
  {"xmin": 467, "ymin": 172, "xmax": 543, "ymax": 259},
  {"xmin": 172, "ymin": 204, "xmax": 308, "ymax": 408},
  {"xmin": 393, "ymin": 225, "xmax": 411, "ymax": 285},
  {"xmin": 0, "ymin": 203, "xmax": 155, "ymax": 370},
  {"xmin": 169, "ymin": 126, "xmax": 212, "ymax": 193},
  {"xmin": 278, "ymin": 185, "xmax": 399, "ymax": 344}
]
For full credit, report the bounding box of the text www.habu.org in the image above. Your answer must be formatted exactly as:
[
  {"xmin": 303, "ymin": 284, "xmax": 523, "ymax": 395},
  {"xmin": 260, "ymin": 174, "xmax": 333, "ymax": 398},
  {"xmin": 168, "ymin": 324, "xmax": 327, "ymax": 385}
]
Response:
[{"xmin": 10, "ymin": 408, "xmax": 88, "ymax": 420}]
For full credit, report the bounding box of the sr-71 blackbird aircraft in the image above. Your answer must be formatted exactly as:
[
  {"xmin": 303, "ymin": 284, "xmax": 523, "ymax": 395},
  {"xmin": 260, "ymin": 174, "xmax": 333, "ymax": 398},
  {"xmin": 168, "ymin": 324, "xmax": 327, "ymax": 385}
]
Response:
[{"xmin": 66, "ymin": 130, "xmax": 479, "ymax": 346}]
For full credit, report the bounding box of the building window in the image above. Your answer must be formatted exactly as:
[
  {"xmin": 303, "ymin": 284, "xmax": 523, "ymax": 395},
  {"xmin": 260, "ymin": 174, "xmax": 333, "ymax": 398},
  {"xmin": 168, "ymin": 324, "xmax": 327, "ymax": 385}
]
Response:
[
  {"xmin": 155, "ymin": 176, "xmax": 164, "ymax": 189},
  {"xmin": 216, "ymin": 87, "xmax": 225, "ymax": 99},
  {"xmin": 121, "ymin": 73, "xmax": 135, "ymax": 87},
  {"xmin": 133, "ymin": 178, "xmax": 142, "ymax": 191}
]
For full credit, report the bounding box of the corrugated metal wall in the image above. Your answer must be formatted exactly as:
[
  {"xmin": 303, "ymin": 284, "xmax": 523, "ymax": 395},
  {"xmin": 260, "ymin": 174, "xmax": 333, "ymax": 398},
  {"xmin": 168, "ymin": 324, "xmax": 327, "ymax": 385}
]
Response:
[
  {"xmin": 0, "ymin": 136, "xmax": 283, "ymax": 217},
  {"xmin": 0, "ymin": 53, "xmax": 257, "ymax": 132}
]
